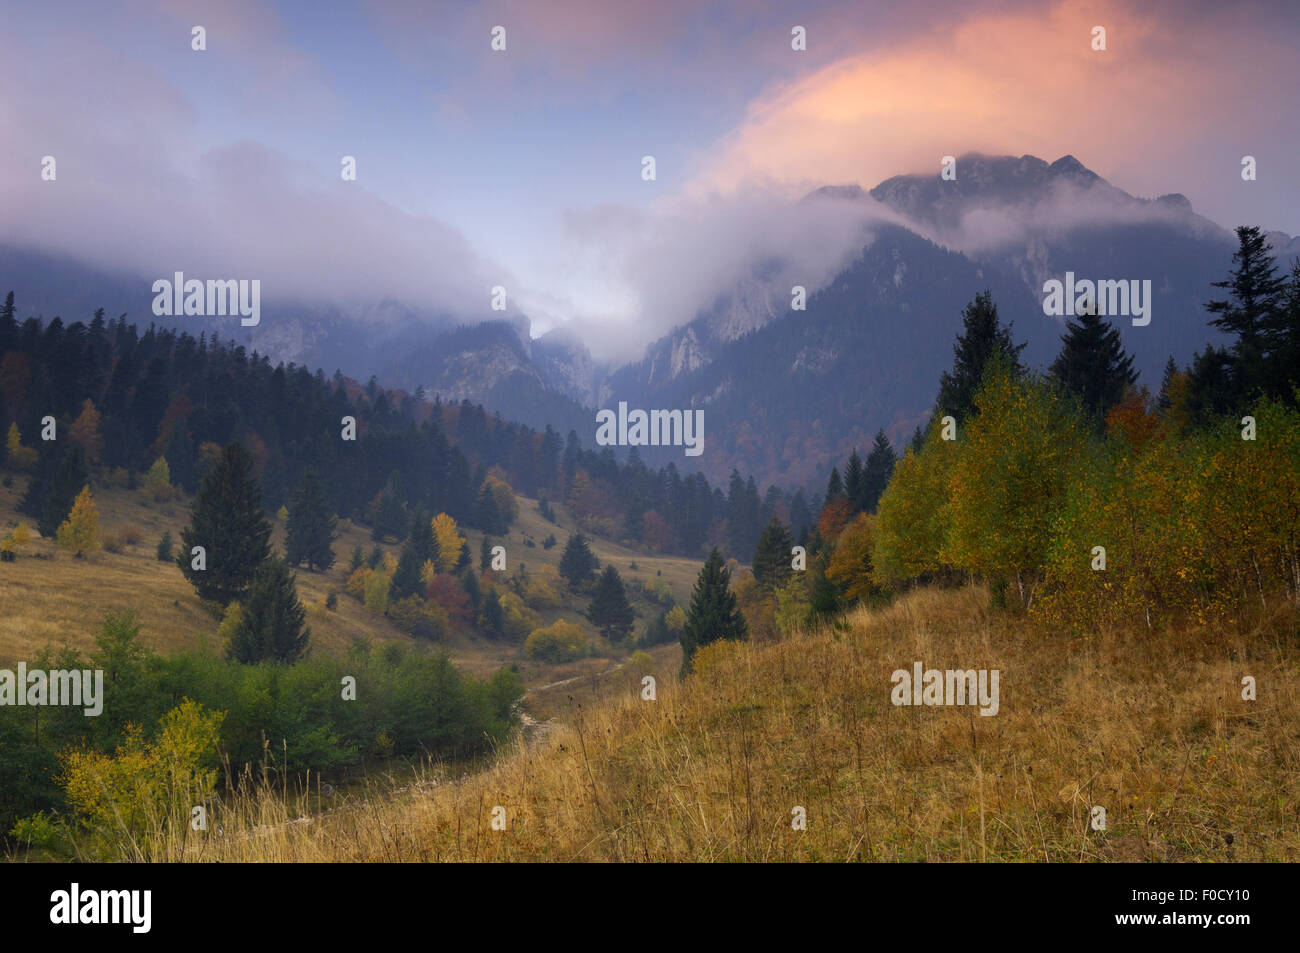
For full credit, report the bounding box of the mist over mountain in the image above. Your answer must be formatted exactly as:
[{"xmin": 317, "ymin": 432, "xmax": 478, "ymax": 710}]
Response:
[{"xmin": 3, "ymin": 153, "xmax": 1291, "ymax": 492}]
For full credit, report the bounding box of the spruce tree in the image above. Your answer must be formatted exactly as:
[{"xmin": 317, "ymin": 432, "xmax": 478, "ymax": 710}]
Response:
[
  {"xmin": 1207, "ymin": 225, "xmax": 1285, "ymax": 397},
  {"xmin": 1049, "ymin": 309, "xmax": 1137, "ymax": 422},
  {"xmin": 843, "ymin": 451, "xmax": 865, "ymax": 513},
  {"xmin": 20, "ymin": 443, "xmax": 88, "ymax": 538},
  {"xmin": 806, "ymin": 550, "xmax": 839, "ymax": 625},
  {"xmin": 680, "ymin": 549, "xmax": 747, "ymax": 677},
  {"xmin": 478, "ymin": 587, "xmax": 505, "ymax": 638},
  {"xmin": 752, "ymin": 515, "xmax": 793, "ymax": 591},
  {"xmin": 480, "ymin": 535, "xmax": 494, "ymax": 572},
  {"xmin": 1157, "ymin": 356, "xmax": 1181, "ymax": 411},
  {"xmin": 285, "ymin": 468, "xmax": 338, "ymax": 571},
  {"xmin": 587, "ymin": 565, "xmax": 635, "ymax": 642},
  {"xmin": 349, "ymin": 544, "xmax": 364, "ymax": 573},
  {"xmin": 861, "ymin": 430, "xmax": 896, "ymax": 512},
  {"xmin": 559, "ymin": 532, "xmax": 599, "ymax": 589},
  {"xmin": 178, "ymin": 442, "xmax": 272, "ymax": 605},
  {"xmin": 935, "ymin": 290, "xmax": 1026, "ymax": 421},
  {"xmin": 227, "ymin": 557, "xmax": 309, "ymax": 663},
  {"xmin": 824, "ymin": 466, "xmax": 845, "ymax": 504},
  {"xmin": 390, "ymin": 542, "xmax": 424, "ymax": 600}
]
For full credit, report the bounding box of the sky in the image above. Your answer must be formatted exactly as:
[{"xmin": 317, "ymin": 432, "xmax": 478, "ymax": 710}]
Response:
[{"xmin": 1, "ymin": 0, "xmax": 1296, "ymax": 362}]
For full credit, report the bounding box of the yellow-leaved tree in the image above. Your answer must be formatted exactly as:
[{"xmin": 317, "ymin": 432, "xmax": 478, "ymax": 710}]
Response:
[
  {"xmin": 57, "ymin": 699, "xmax": 225, "ymax": 860},
  {"xmin": 144, "ymin": 456, "xmax": 172, "ymax": 501},
  {"xmin": 873, "ymin": 428, "xmax": 959, "ymax": 586},
  {"xmin": 430, "ymin": 512, "xmax": 466, "ymax": 572},
  {"xmin": 5, "ymin": 422, "xmax": 38, "ymax": 470},
  {"xmin": 942, "ymin": 367, "xmax": 1087, "ymax": 611},
  {"xmin": 56, "ymin": 486, "xmax": 101, "ymax": 556},
  {"xmin": 68, "ymin": 399, "xmax": 104, "ymax": 466}
]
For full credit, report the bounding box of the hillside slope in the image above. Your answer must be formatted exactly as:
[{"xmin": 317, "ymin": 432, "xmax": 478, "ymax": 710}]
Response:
[{"xmin": 160, "ymin": 586, "xmax": 1300, "ymax": 862}]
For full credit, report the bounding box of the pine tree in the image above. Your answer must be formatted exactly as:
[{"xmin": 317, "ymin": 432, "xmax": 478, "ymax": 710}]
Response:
[
  {"xmin": 679, "ymin": 548, "xmax": 747, "ymax": 677},
  {"xmin": 935, "ymin": 290, "xmax": 1026, "ymax": 421},
  {"xmin": 20, "ymin": 444, "xmax": 88, "ymax": 538},
  {"xmin": 586, "ymin": 565, "xmax": 635, "ymax": 642},
  {"xmin": 227, "ymin": 557, "xmax": 309, "ymax": 663},
  {"xmin": 1049, "ymin": 309, "xmax": 1138, "ymax": 422},
  {"xmin": 285, "ymin": 468, "xmax": 337, "ymax": 571},
  {"xmin": 477, "ymin": 587, "xmax": 506, "ymax": 639},
  {"xmin": 1207, "ymin": 225, "xmax": 1285, "ymax": 397},
  {"xmin": 1157, "ymin": 356, "xmax": 1181, "ymax": 411},
  {"xmin": 349, "ymin": 544, "xmax": 364, "ymax": 573},
  {"xmin": 806, "ymin": 549, "xmax": 839, "ymax": 625},
  {"xmin": 861, "ymin": 430, "xmax": 897, "ymax": 512},
  {"xmin": 56, "ymin": 485, "xmax": 100, "ymax": 556},
  {"xmin": 559, "ymin": 532, "xmax": 599, "ymax": 589},
  {"xmin": 752, "ymin": 515, "xmax": 793, "ymax": 591},
  {"xmin": 390, "ymin": 542, "xmax": 424, "ymax": 600},
  {"xmin": 825, "ymin": 466, "xmax": 845, "ymax": 504},
  {"xmin": 157, "ymin": 530, "xmax": 173, "ymax": 562},
  {"xmin": 178, "ymin": 442, "xmax": 272, "ymax": 605},
  {"xmin": 843, "ymin": 450, "xmax": 865, "ymax": 513}
]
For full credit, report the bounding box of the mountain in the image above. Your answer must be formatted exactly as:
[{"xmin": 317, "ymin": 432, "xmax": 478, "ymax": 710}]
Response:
[{"xmin": 599, "ymin": 153, "xmax": 1270, "ymax": 488}]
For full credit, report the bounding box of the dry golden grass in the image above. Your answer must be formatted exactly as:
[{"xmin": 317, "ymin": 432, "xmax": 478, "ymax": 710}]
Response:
[
  {"xmin": 0, "ymin": 478, "xmax": 415, "ymax": 661},
  {"xmin": 136, "ymin": 585, "xmax": 1300, "ymax": 862}
]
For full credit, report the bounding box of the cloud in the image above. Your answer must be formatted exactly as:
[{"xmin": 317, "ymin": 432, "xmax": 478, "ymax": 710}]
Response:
[{"xmin": 0, "ymin": 10, "xmax": 504, "ymax": 321}]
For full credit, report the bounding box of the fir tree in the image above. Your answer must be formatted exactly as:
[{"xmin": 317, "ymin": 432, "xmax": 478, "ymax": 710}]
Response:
[
  {"xmin": 587, "ymin": 565, "xmax": 635, "ymax": 642},
  {"xmin": 1157, "ymin": 356, "xmax": 1181, "ymax": 411},
  {"xmin": 935, "ymin": 290, "xmax": 1025, "ymax": 421},
  {"xmin": 349, "ymin": 544, "xmax": 364, "ymax": 573},
  {"xmin": 157, "ymin": 530, "xmax": 174, "ymax": 563},
  {"xmin": 559, "ymin": 532, "xmax": 599, "ymax": 589},
  {"xmin": 1049, "ymin": 308, "xmax": 1138, "ymax": 422},
  {"xmin": 824, "ymin": 466, "xmax": 845, "ymax": 504},
  {"xmin": 480, "ymin": 535, "xmax": 494, "ymax": 572},
  {"xmin": 861, "ymin": 430, "xmax": 896, "ymax": 513},
  {"xmin": 478, "ymin": 587, "xmax": 505, "ymax": 638},
  {"xmin": 20, "ymin": 444, "xmax": 88, "ymax": 538},
  {"xmin": 752, "ymin": 515, "xmax": 793, "ymax": 591},
  {"xmin": 680, "ymin": 549, "xmax": 747, "ymax": 677},
  {"xmin": 806, "ymin": 550, "xmax": 839, "ymax": 625},
  {"xmin": 285, "ymin": 468, "xmax": 338, "ymax": 572},
  {"xmin": 178, "ymin": 442, "xmax": 272, "ymax": 605},
  {"xmin": 227, "ymin": 557, "xmax": 309, "ymax": 663},
  {"xmin": 367, "ymin": 544, "xmax": 384, "ymax": 569},
  {"xmin": 1207, "ymin": 225, "xmax": 1286, "ymax": 397},
  {"xmin": 843, "ymin": 451, "xmax": 865, "ymax": 513}
]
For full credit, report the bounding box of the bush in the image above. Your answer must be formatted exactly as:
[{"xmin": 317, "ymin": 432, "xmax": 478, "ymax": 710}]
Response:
[
  {"xmin": 524, "ymin": 619, "xmax": 589, "ymax": 663},
  {"xmin": 325, "ymin": 588, "xmax": 338, "ymax": 610},
  {"xmin": 156, "ymin": 531, "xmax": 173, "ymax": 562}
]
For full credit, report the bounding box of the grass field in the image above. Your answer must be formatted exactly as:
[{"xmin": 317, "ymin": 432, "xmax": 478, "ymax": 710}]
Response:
[
  {"xmin": 0, "ymin": 473, "xmax": 705, "ymax": 688},
  {"xmin": 120, "ymin": 584, "xmax": 1300, "ymax": 862}
]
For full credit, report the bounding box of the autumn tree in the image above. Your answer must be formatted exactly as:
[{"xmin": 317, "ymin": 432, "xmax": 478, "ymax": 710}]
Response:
[
  {"xmin": 67, "ymin": 400, "xmax": 104, "ymax": 466},
  {"xmin": 430, "ymin": 513, "xmax": 465, "ymax": 573},
  {"xmin": 56, "ymin": 486, "xmax": 101, "ymax": 556}
]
